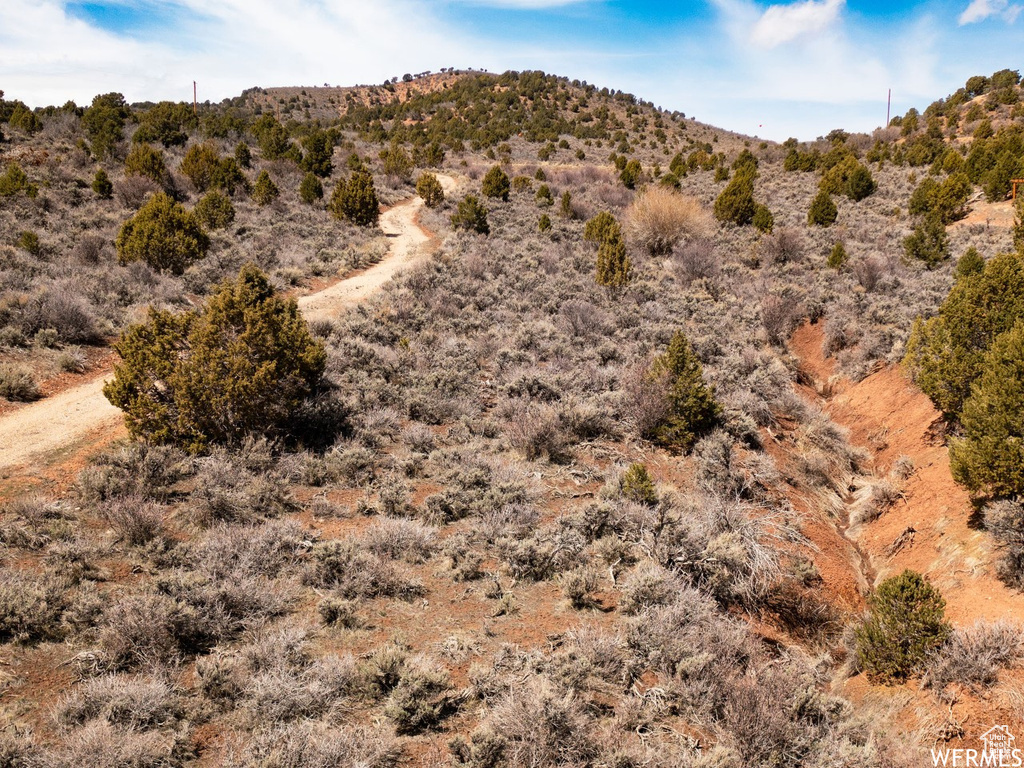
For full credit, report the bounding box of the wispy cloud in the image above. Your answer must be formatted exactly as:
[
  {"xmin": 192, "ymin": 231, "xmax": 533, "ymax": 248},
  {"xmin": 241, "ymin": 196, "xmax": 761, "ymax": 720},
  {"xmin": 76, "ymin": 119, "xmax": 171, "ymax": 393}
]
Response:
[
  {"xmin": 451, "ymin": 0, "xmax": 591, "ymax": 7},
  {"xmin": 750, "ymin": 0, "xmax": 843, "ymax": 48},
  {"xmin": 0, "ymin": 0, "xmax": 480, "ymax": 106},
  {"xmin": 959, "ymin": 0, "xmax": 1022, "ymax": 24}
]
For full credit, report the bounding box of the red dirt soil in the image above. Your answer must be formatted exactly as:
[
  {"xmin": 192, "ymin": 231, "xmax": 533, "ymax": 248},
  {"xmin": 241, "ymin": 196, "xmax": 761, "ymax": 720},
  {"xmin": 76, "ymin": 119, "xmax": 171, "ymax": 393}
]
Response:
[{"xmin": 790, "ymin": 320, "xmax": 1024, "ymax": 746}]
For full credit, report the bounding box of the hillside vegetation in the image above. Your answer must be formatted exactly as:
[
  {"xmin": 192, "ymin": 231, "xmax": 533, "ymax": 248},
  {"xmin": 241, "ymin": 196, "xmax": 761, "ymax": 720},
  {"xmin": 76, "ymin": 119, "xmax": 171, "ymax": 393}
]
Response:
[{"xmin": 1, "ymin": 68, "xmax": 1024, "ymax": 766}]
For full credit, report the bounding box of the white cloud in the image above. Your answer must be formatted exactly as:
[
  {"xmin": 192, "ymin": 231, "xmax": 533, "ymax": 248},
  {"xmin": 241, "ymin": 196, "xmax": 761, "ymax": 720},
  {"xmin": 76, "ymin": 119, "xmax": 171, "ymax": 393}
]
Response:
[
  {"xmin": 959, "ymin": 0, "xmax": 1023, "ymax": 24},
  {"xmin": 452, "ymin": 0, "xmax": 589, "ymax": 7},
  {"xmin": 750, "ymin": 0, "xmax": 844, "ymax": 48},
  {"xmin": 0, "ymin": 0, "xmax": 482, "ymax": 107}
]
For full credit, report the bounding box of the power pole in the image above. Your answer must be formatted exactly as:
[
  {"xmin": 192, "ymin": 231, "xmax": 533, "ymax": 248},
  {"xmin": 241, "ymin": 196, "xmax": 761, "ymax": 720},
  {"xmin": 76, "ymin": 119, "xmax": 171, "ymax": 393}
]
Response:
[
  {"xmin": 886, "ymin": 88, "xmax": 891, "ymax": 128},
  {"xmin": 193, "ymin": 81, "xmax": 197, "ymax": 116}
]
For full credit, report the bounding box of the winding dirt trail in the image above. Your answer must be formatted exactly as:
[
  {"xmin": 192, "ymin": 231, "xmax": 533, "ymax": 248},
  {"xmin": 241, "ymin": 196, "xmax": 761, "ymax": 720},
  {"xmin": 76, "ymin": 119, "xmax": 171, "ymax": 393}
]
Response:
[{"xmin": 0, "ymin": 175, "xmax": 455, "ymax": 476}]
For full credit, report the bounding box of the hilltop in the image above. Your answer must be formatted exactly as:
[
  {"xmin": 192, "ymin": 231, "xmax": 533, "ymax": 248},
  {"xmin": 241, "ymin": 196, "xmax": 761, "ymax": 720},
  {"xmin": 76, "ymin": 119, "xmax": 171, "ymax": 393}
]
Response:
[{"xmin": 0, "ymin": 67, "xmax": 1023, "ymax": 767}]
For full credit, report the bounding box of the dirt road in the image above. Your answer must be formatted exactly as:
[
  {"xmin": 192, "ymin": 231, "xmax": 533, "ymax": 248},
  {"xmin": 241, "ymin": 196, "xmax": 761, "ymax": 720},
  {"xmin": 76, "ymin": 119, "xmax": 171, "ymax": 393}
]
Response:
[{"xmin": 0, "ymin": 176, "xmax": 454, "ymax": 474}]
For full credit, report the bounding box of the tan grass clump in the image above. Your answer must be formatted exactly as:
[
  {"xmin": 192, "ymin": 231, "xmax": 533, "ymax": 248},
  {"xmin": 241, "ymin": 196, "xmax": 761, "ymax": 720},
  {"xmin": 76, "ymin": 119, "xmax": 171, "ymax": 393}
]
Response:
[{"xmin": 624, "ymin": 186, "xmax": 713, "ymax": 255}]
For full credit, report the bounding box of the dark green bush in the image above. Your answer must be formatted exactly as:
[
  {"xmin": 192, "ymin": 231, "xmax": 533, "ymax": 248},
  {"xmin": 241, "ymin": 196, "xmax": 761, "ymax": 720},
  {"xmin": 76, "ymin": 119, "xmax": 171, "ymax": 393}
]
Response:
[
  {"xmin": 115, "ymin": 192, "xmax": 209, "ymax": 274},
  {"xmin": 644, "ymin": 331, "xmax": 722, "ymax": 450},
  {"xmin": 714, "ymin": 171, "xmax": 756, "ymax": 226},
  {"xmin": 950, "ymin": 322, "xmax": 1024, "ymax": 499},
  {"xmin": 620, "ymin": 462, "xmax": 657, "ymax": 505},
  {"xmin": 481, "ymin": 165, "xmax": 510, "ymax": 201},
  {"xmin": 299, "ymin": 172, "xmax": 324, "ymax": 205},
  {"xmin": 903, "ymin": 212, "xmax": 949, "ymax": 268},
  {"xmin": 595, "ymin": 223, "xmax": 630, "ymax": 289},
  {"xmin": 251, "ymin": 170, "xmax": 280, "ymax": 206},
  {"xmin": 752, "ymin": 203, "xmax": 774, "ymax": 234},
  {"xmin": 92, "ymin": 168, "xmax": 113, "ymax": 199},
  {"xmin": 415, "ymin": 172, "xmax": 444, "ymax": 208},
  {"xmin": 329, "ymin": 171, "xmax": 380, "ymax": 226},
  {"xmin": 179, "ymin": 143, "xmax": 221, "ymax": 191},
  {"xmin": 905, "ymin": 250, "xmax": 1024, "ymax": 419},
  {"xmin": 450, "ymin": 194, "xmax": 489, "ymax": 235},
  {"xmin": 104, "ymin": 264, "xmax": 326, "ymax": 452},
  {"xmin": 807, "ymin": 190, "xmax": 838, "ymax": 227},
  {"xmin": 124, "ymin": 142, "xmax": 168, "ymax": 186},
  {"xmin": 856, "ymin": 570, "xmax": 951, "ymax": 684},
  {"xmin": 827, "ymin": 241, "xmax": 848, "ymax": 269},
  {"xmin": 583, "ymin": 211, "xmax": 617, "ymax": 243},
  {"xmin": 193, "ymin": 191, "xmax": 235, "ymax": 230}
]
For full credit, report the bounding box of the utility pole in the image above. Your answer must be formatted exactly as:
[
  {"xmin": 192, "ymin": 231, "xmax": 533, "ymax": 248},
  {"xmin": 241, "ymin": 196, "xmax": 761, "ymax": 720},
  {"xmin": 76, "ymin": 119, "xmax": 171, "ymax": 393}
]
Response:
[
  {"xmin": 193, "ymin": 81, "xmax": 197, "ymax": 116},
  {"xmin": 886, "ymin": 89, "xmax": 891, "ymax": 128}
]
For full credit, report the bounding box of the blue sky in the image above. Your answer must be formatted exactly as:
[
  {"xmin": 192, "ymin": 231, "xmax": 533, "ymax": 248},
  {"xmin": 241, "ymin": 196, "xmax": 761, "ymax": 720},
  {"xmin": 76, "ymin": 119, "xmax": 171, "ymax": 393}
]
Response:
[{"xmin": 1, "ymin": 0, "xmax": 1021, "ymax": 141}]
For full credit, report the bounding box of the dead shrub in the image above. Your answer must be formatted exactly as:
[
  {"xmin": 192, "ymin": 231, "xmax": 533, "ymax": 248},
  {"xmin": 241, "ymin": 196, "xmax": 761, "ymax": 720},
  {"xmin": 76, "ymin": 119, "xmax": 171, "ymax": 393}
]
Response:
[
  {"xmin": 19, "ymin": 286, "xmax": 100, "ymax": 343},
  {"xmin": 624, "ymin": 186, "xmax": 712, "ymax": 255},
  {"xmin": 760, "ymin": 294, "xmax": 800, "ymax": 346},
  {"xmin": 77, "ymin": 443, "xmax": 190, "ymax": 503},
  {"xmin": 559, "ymin": 567, "xmax": 600, "ymax": 609},
  {"xmin": 758, "ymin": 227, "xmax": 804, "ymax": 265},
  {"xmin": 672, "ymin": 237, "xmax": 719, "ymax": 285},
  {"xmin": 188, "ymin": 457, "xmax": 295, "ymax": 527},
  {"xmin": 924, "ymin": 620, "xmax": 1024, "ymax": 692},
  {"xmin": 361, "ymin": 517, "xmax": 436, "ymax": 563},
  {"xmin": 230, "ymin": 722, "xmax": 402, "ymax": 768},
  {"xmin": 114, "ymin": 175, "xmax": 160, "ymax": 208},
  {"xmin": 618, "ymin": 562, "xmax": 686, "ymax": 615},
  {"xmin": 383, "ymin": 656, "xmax": 457, "ymax": 734},
  {"xmin": 99, "ymin": 496, "xmax": 164, "ymax": 546},
  {"xmin": 56, "ymin": 674, "xmax": 181, "ymax": 730},
  {"xmin": 318, "ymin": 596, "xmax": 362, "ymax": 629},
  {"xmin": 72, "ymin": 234, "xmax": 109, "ymax": 264},
  {"xmin": 304, "ymin": 539, "xmax": 422, "ymax": 599},
  {"xmin": 984, "ymin": 500, "xmax": 1024, "ymax": 588},
  {"xmin": 504, "ymin": 401, "xmax": 569, "ymax": 462},
  {"xmin": 0, "ymin": 570, "xmax": 68, "ymax": 643},
  {"xmin": 0, "ymin": 364, "xmax": 39, "ymax": 402},
  {"xmin": 37, "ymin": 720, "xmax": 184, "ymax": 768},
  {"xmin": 453, "ymin": 677, "xmax": 596, "ymax": 768},
  {"xmin": 853, "ymin": 256, "xmax": 886, "ymax": 291},
  {"xmin": 98, "ymin": 593, "xmax": 206, "ymax": 669}
]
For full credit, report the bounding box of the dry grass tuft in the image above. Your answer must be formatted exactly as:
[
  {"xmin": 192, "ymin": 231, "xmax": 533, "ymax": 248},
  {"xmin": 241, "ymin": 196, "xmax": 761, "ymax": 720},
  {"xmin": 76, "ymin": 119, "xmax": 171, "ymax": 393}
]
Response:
[{"xmin": 624, "ymin": 186, "xmax": 713, "ymax": 255}]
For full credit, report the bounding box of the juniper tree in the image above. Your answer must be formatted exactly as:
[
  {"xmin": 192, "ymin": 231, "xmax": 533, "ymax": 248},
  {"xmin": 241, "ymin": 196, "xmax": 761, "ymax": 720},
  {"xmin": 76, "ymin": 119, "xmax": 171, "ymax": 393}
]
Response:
[
  {"xmin": 115, "ymin": 192, "xmax": 209, "ymax": 275},
  {"xmin": 595, "ymin": 223, "xmax": 630, "ymax": 289},
  {"xmin": 950, "ymin": 322, "xmax": 1024, "ymax": 499},
  {"xmin": 450, "ymin": 194, "xmax": 489, "ymax": 235},
  {"xmin": 193, "ymin": 191, "xmax": 235, "ymax": 230},
  {"xmin": 904, "ymin": 250, "xmax": 1024, "ymax": 419},
  {"xmin": 301, "ymin": 128, "xmax": 334, "ymax": 178},
  {"xmin": 807, "ymin": 190, "xmax": 838, "ymax": 226},
  {"xmin": 92, "ymin": 168, "xmax": 113, "ymax": 199},
  {"xmin": 299, "ymin": 172, "xmax": 324, "ymax": 205},
  {"xmin": 330, "ymin": 171, "xmax": 380, "ymax": 226},
  {"xmin": 251, "ymin": 170, "xmax": 280, "ymax": 206},
  {"xmin": 855, "ymin": 570, "xmax": 951, "ymax": 684},
  {"xmin": 104, "ymin": 264, "xmax": 327, "ymax": 454},
  {"xmin": 714, "ymin": 170, "xmax": 756, "ymax": 226},
  {"xmin": 82, "ymin": 92, "xmax": 130, "ymax": 160},
  {"xmin": 903, "ymin": 212, "xmax": 949, "ymax": 268},
  {"xmin": 415, "ymin": 172, "xmax": 444, "ymax": 208},
  {"xmin": 584, "ymin": 211, "xmax": 618, "ymax": 243},
  {"xmin": 644, "ymin": 330, "xmax": 721, "ymax": 450},
  {"xmin": 180, "ymin": 143, "xmax": 222, "ymax": 192},
  {"xmin": 124, "ymin": 143, "xmax": 168, "ymax": 186},
  {"xmin": 482, "ymin": 165, "xmax": 510, "ymax": 201}
]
